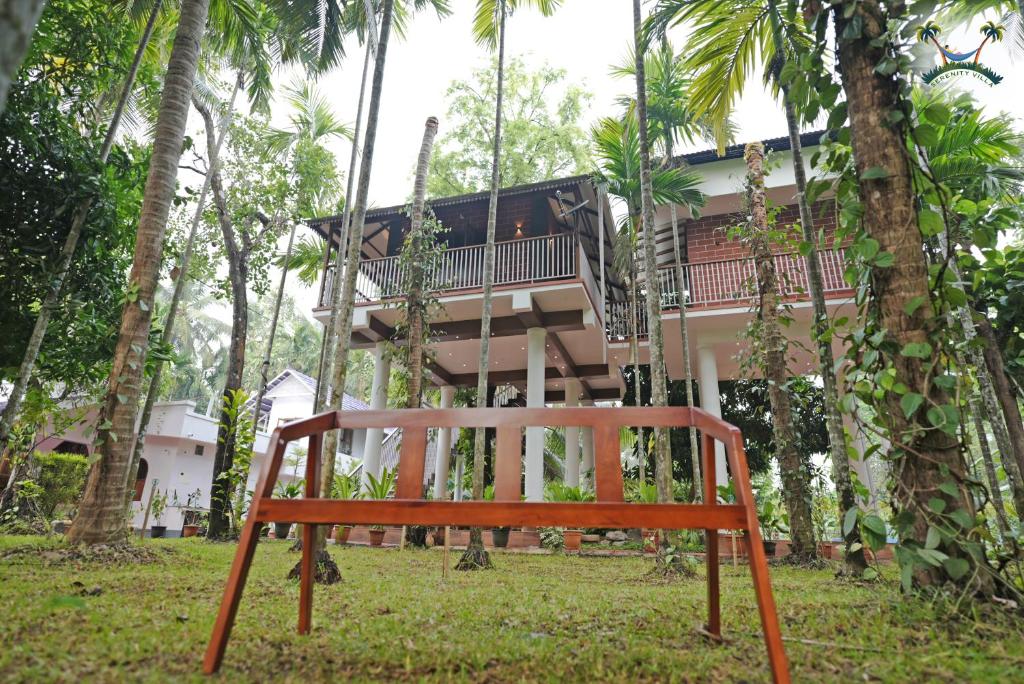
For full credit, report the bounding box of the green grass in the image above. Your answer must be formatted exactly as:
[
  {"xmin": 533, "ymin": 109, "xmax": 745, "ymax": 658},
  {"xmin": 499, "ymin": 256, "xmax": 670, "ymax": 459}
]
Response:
[{"xmin": 1, "ymin": 535, "xmax": 1021, "ymax": 682}]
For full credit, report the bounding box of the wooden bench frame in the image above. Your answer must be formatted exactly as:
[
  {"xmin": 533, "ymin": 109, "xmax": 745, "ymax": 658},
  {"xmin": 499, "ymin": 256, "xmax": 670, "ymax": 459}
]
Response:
[{"xmin": 203, "ymin": 406, "xmax": 790, "ymax": 683}]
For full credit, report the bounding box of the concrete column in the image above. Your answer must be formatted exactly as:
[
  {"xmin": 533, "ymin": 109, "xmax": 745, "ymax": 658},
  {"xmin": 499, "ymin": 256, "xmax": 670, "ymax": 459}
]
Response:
[
  {"xmin": 697, "ymin": 345, "xmax": 728, "ymax": 490},
  {"xmin": 433, "ymin": 385, "xmax": 456, "ymax": 500},
  {"xmin": 563, "ymin": 377, "xmax": 582, "ymax": 487},
  {"xmin": 360, "ymin": 341, "xmax": 391, "ymax": 491},
  {"xmin": 525, "ymin": 327, "xmax": 547, "ymax": 501},
  {"xmin": 581, "ymin": 400, "xmax": 595, "ymax": 490}
]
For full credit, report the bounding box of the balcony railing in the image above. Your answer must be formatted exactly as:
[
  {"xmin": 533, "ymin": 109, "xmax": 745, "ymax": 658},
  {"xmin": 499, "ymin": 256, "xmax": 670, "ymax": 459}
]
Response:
[
  {"xmin": 319, "ymin": 233, "xmax": 579, "ymax": 306},
  {"xmin": 607, "ymin": 249, "xmax": 849, "ymax": 340}
]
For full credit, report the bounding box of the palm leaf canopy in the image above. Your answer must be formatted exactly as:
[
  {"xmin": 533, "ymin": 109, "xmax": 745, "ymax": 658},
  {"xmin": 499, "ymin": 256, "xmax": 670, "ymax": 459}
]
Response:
[
  {"xmin": 591, "ymin": 111, "xmax": 705, "ymax": 222},
  {"xmin": 263, "ymin": 80, "xmax": 353, "ymax": 158},
  {"xmin": 472, "ymin": 0, "xmax": 561, "ymax": 49},
  {"xmin": 645, "ymin": 0, "xmax": 811, "ymax": 153},
  {"xmin": 342, "ymin": 0, "xmax": 452, "ymax": 44},
  {"xmin": 276, "ymin": 234, "xmax": 328, "ymax": 286}
]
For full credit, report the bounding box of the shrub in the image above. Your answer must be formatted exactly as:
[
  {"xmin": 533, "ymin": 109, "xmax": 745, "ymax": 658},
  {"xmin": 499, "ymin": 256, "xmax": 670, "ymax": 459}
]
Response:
[{"xmin": 35, "ymin": 451, "xmax": 89, "ymax": 519}]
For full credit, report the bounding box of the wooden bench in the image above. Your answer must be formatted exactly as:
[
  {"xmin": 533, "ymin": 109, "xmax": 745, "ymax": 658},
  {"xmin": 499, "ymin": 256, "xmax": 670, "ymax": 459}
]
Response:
[{"xmin": 203, "ymin": 406, "xmax": 790, "ymax": 683}]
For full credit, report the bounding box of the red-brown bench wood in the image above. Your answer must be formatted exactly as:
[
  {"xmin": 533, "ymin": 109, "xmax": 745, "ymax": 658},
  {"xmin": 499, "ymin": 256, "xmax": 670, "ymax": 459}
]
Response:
[{"xmin": 203, "ymin": 406, "xmax": 790, "ymax": 683}]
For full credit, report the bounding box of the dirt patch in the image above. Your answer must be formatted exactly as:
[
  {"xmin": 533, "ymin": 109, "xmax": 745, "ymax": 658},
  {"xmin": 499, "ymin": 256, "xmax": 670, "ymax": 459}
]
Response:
[{"xmin": 0, "ymin": 542, "xmax": 174, "ymax": 566}]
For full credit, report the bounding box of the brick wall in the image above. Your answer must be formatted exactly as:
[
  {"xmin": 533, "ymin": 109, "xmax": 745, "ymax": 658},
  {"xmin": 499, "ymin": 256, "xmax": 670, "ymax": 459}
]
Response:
[{"xmin": 683, "ymin": 200, "xmax": 839, "ymax": 263}]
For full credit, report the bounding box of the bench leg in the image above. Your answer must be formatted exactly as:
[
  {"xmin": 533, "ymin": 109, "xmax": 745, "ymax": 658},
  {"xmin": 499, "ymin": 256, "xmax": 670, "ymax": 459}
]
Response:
[
  {"xmin": 743, "ymin": 533, "xmax": 790, "ymax": 684},
  {"xmin": 298, "ymin": 523, "xmax": 315, "ymax": 634},
  {"xmin": 203, "ymin": 520, "xmax": 263, "ymax": 674},
  {"xmin": 705, "ymin": 527, "xmax": 720, "ymax": 637}
]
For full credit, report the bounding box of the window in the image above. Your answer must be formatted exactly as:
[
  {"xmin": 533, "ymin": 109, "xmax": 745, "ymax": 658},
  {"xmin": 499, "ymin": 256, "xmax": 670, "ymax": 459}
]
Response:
[
  {"xmin": 194, "ymin": 444, "xmax": 205, "ymax": 456},
  {"xmin": 54, "ymin": 440, "xmax": 88, "ymax": 457},
  {"xmin": 133, "ymin": 459, "xmax": 149, "ymax": 502},
  {"xmin": 339, "ymin": 429, "xmax": 354, "ymax": 455}
]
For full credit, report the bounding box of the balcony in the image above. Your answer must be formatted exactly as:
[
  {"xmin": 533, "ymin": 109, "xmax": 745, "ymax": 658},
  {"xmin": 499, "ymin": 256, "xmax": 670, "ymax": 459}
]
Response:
[
  {"xmin": 606, "ymin": 249, "xmax": 849, "ymax": 340},
  {"xmin": 318, "ymin": 232, "xmax": 582, "ymax": 307}
]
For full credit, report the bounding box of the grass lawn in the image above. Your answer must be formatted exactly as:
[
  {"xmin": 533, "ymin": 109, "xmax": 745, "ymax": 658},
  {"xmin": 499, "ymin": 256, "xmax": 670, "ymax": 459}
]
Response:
[{"xmin": 1, "ymin": 535, "xmax": 1021, "ymax": 682}]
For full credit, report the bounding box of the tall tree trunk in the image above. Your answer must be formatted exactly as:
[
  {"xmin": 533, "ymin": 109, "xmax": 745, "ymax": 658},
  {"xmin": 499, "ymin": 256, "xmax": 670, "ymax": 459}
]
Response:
[
  {"xmin": 832, "ymin": 1, "xmax": 991, "ymax": 592},
  {"xmin": 969, "ymin": 397, "xmax": 1012, "ymax": 537},
  {"xmin": 67, "ymin": 0, "xmax": 210, "ymax": 546},
  {"xmin": 458, "ymin": 0, "xmax": 507, "ymax": 572},
  {"xmin": 315, "ymin": 37, "xmax": 373, "ymax": 411},
  {"xmin": 305, "ymin": 0, "xmax": 393, "ymax": 579},
  {"xmin": 125, "ymin": 73, "xmax": 240, "ymax": 510},
  {"xmin": 975, "ymin": 315, "xmax": 1024, "ymax": 481},
  {"xmin": 627, "ymin": 237, "xmax": 646, "ymax": 484},
  {"xmin": 0, "ymin": 0, "xmax": 163, "ymax": 459},
  {"xmin": 204, "ymin": 153, "xmax": 249, "ymax": 540},
  {"xmin": 0, "ymin": 0, "xmax": 47, "ymax": 113},
  {"xmin": 251, "ymin": 218, "xmax": 298, "ymax": 436},
  {"xmin": 404, "ymin": 116, "xmax": 439, "ymax": 410},
  {"xmin": 745, "ymin": 142, "xmax": 817, "ymax": 561},
  {"xmin": 632, "ymin": 0, "xmax": 672, "ymax": 505},
  {"xmin": 768, "ymin": 0, "xmax": 866, "ymax": 572}
]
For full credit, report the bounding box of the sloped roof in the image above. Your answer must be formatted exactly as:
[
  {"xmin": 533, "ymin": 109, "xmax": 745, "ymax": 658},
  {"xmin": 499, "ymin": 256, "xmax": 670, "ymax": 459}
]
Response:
[
  {"xmin": 248, "ymin": 368, "xmax": 370, "ymax": 418},
  {"xmin": 673, "ymin": 130, "xmax": 827, "ymax": 167}
]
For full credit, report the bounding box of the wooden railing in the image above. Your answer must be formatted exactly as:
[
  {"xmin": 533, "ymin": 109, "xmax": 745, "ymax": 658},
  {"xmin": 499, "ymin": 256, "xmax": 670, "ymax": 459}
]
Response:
[
  {"xmin": 203, "ymin": 407, "xmax": 790, "ymax": 682},
  {"xmin": 318, "ymin": 233, "xmax": 578, "ymax": 306},
  {"xmin": 607, "ymin": 249, "xmax": 848, "ymax": 340}
]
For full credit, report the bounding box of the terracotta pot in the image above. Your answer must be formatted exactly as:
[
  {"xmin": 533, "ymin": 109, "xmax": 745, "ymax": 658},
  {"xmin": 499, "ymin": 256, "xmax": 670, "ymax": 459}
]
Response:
[
  {"xmin": 563, "ymin": 529, "xmax": 583, "ymax": 552},
  {"xmin": 369, "ymin": 528, "xmax": 386, "ymax": 546},
  {"xmin": 818, "ymin": 542, "xmax": 833, "ymax": 559},
  {"xmin": 273, "ymin": 523, "xmax": 291, "ymax": 540},
  {"xmin": 432, "ymin": 527, "xmax": 446, "ymax": 546},
  {"xmin": 182, "ymin": 524, "xmax": 200, "ymax": 538},
  {"xmin": 763, "ymin": 540, "xmax": 777, "ymax": 557},
  {"xmin": 335, "ymin": 525, "xmax": 351, "ymax": 544},
  {"xmin": 642, "ymin": 528, "xmax": 660, "ymax": 554}
]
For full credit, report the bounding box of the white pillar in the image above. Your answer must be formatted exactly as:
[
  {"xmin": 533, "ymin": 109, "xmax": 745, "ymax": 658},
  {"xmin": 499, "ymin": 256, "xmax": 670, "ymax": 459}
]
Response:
[
  {"xmin": 433, "ymin": 385, "xmax": 456, "ymax": 500},
  {"xmin": 525, "ymin": 327, "xmax": 547, "ymax": 501},
  {"xmin": 563, "ymin": 377, "xmax": 582, "ymax": 487},
  {"xmin": 581, "ymin": 400, "xmax": 595, "ymax": 490},
  {"xmin": 361, "ymin": 341, "xmax": 391, "ymax": 491},
  {"xmin": 697, "ymin": 345, "xmax": 728, "ymax": 490}
]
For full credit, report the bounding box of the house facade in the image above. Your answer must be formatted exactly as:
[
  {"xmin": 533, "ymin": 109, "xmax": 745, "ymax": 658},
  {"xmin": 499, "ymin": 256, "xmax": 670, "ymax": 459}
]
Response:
[{"xmin": 308, "ymin": 132, "xmax": 878, "ymax": 503}]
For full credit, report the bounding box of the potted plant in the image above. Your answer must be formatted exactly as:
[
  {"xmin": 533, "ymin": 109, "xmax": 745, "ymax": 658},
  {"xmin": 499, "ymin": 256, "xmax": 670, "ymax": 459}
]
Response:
[
  {"xmin": 754, "ymin": 487, "xmax": 787, "ymax": 557},
  {"xmin": 149, "ymin": 489, "xmax": 168, "ymax": 538},
  {"xmin": 181, "ymin": 489, "xmax": 202, "ymax": 537},
  {"xmin": 273, "ymin": 480, "xmax": 304, "ymax": 541},
  {"xmin": 432, "ymin": 526, "xmax": 446, "ymax": 546},
  {"xmin": 365, "ymin": 468, "xmax": 396, "ymax": 547},
  {"xmin": 331, "ymin": 472, "xmax": 362, "ymax": 544},
  {"xmin": 544, "ymin": 482, "xmax": 593, "ymax": 552},
  {"xmin": 481, "ymin": 485, "xmax": 511, "ymax": 548}
]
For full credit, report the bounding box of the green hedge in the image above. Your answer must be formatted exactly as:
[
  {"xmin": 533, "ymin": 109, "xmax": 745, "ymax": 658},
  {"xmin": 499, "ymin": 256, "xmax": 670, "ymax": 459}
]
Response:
[{"xmin": 35, "ymin": 451, "xmax": 89, "ymax": 519}]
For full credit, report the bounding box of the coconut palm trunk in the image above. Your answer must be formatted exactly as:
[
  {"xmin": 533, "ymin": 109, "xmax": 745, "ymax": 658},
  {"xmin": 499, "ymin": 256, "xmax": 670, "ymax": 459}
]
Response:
[
  {"xmin": 766, "ymin": 1, "xmax": 866, "ymax": 572},
  {"xmin": 297, "ymin": 0, "xmax": 393, "ymax": 582},
  {"xmin": 625, "ymin": 223, "xmax": 647, "ymax": 484},
  {"xmin": 68, "ymin": 0, "xmax": 210, "ymax": 546},
  {"xmin": 125, "ymin": 71, "xmax": 240, "ymax": 509},
  {"xmin": 832, "ymin": 0, "xmax": 991, "ymax": 592},
  {"xmin": 404, "ymin": 116, "xmax": 440, "ymax": 409},
  {"xmin": 457, "ymin": 0, "xmax": 506, "ymax": 572},
  {"xmin": 0, "ymin": 0, "xmax": 47, "ymax": 113},
  {"xmin": 745, "ymin": 142, "xmax": 817, "ymax": 561},
  {"xmin": 975, "ymin": 315, "xmax": 1024, "ymax": 481},
  {"xmin": 968, "ymin": 400, "xmax": 1012, "ymax": 536},
  {"xmin": 0, "ymin": 0, "xmax": 164, "ymax": 461},
  {"xmin": 631, "ymin": 0, "xmax": 672, "ymax": 508},
  {"xmin": 314, "ymin": 37, "xmax": 372, "ymax": 411}
]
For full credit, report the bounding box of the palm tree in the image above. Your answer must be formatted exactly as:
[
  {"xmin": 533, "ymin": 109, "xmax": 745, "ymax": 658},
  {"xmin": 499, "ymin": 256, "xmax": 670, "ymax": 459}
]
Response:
[
  {"xmin": 592, "ymin": 112, "xmax": 704, "ymax": 489},
  {"xmin": 456, "ymin": 0, "xmax": 561, "ymax": 572},
  {"xmin": 646, "ymin": 0, "xmax": 868, "ymax": 573},
  {"xmin": 743, "ymin": 142, "xmax": 817, "ymax": 560},
  {"xmin": 916, "ymin": 21, "xmax": 947, "ymax": 64},
  {"xmin": 830, "ymin": 0, "xmax": 992, "ymax": 592},
  {"xmin": 612, "ymin": 39, "xmax": 718, "ymax": 499},
  {"xmin": 630, "ymin": 0, "xmax": 676, "ymax": 547},
  {"xmin": 252, "ymin": 80, "xmax": 350, "ymax": 434},
  {"xmin": 975, "ymin": 21, "xmax": 1005, "ymax": 63},
  {"xmin": 0, "ymin": 0, "xmax": 166, "ymax": 463},
  {"xmin": 0, "ymin": 0, "xmax": 48, "ymax": 114},
  {"xmin": 67, "ymin": 0, "xmax": 212, "ymax": 546},
  {"xmin": 402, "ymin": 116, "xmax": 440, "ymax": 409}
]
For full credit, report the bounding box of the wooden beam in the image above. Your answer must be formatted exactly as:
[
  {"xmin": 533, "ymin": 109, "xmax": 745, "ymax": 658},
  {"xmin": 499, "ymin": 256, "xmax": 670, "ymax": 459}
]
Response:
[
  {"xmin": 425, "ymin": 361, "xmax": 454, "ymax": 386},
  {"xmin": 366, "ymin": 315, "xmax": 394, "ymax": 342},
  {"xmin": 449, "ymin": 367, "xmax": 562, "ymax": 387}
]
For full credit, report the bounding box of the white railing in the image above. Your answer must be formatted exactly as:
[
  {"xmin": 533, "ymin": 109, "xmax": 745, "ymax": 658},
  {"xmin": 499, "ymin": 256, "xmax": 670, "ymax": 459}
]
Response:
[
  {"xmin": 608, "ymin": 249, "xmax": 849, "ymax": 340},
  {"xmin": 327, "ymin": 232, "xmax": 577, "ymax": 304}
]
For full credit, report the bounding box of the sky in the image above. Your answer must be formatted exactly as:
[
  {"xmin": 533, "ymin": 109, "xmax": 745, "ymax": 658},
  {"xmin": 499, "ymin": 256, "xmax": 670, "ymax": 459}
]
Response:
[{"xmin": 256, "ymin": 0, "xmax": 1021, "ymax": 314}]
